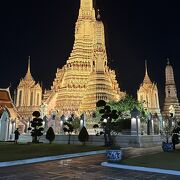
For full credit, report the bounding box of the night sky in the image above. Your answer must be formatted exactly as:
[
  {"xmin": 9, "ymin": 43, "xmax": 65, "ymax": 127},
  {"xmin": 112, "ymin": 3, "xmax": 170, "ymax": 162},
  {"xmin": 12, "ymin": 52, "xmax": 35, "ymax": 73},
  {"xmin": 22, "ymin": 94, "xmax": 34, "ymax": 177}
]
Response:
[{"xmin": 0, "ymin": 0, "xmax": 180, "ymax": 107}]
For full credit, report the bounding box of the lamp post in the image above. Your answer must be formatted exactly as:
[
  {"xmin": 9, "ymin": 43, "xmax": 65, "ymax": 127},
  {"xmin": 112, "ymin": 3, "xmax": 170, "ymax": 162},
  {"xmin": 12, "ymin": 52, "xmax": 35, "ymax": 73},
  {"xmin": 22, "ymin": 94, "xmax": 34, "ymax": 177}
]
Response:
[
  {"xmin": 60, "ymin": 114, "xmax": 65, "ymax": 134},
  {"xmin": 147, "ymin": 112, "xmax": 155, "ymax": 135},
  {"xmin": 80, "ymin": 113, "xmax": 86, "ymax": 129},
  {"xmin": 169, "ymin": 105, "xmax": 175, "ymax": 127},
  {"xmin": 131, "ymin": 107, "xmax": 141, "ymax": 136}
]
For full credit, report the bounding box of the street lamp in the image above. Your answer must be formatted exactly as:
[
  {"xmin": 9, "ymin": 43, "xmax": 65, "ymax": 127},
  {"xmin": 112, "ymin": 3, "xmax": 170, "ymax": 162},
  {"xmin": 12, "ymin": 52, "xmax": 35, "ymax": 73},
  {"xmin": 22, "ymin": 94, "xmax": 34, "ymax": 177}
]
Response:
[
  {"xmin": 103, "ymin": 119, "xmax": 107, "ymax": 123},
  {"xmin": 60, "ymin": 114, "xmax": 65, "ymax": 134},
  {"xmin": 80, "ymin": 113, "xmax": 86, "ymax": 129},
  {"xmin": 169, "ymin": 105, "xmax": 175, "ymax": 127},
  {"xmin": 131, "ymin": 107, "xmax": 141, "ymax": 135}
]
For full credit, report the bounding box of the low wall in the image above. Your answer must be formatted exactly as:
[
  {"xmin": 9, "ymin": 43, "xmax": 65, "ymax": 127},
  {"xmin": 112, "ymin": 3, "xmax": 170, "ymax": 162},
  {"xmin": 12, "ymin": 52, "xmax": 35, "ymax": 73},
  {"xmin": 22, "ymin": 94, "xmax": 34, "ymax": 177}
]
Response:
[
  {"xmin": 139, "ymin": 135, "xmax": 162, "ymax": 147},
  {"xmin": 19, "ymin": 134, "xmax": 162, "ymax": 148}
]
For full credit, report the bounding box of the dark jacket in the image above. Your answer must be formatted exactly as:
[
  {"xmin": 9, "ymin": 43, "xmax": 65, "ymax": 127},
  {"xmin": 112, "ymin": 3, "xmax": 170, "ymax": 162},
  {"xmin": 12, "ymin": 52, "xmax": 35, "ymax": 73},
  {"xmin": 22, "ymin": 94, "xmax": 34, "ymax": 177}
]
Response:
[
  {"xmin": 14, "ymin": 130, "xmax": 20, "ymax": 140},
  {"xmin": 172, "ymin": 133, "xmax": 179, "ymax": 144}
]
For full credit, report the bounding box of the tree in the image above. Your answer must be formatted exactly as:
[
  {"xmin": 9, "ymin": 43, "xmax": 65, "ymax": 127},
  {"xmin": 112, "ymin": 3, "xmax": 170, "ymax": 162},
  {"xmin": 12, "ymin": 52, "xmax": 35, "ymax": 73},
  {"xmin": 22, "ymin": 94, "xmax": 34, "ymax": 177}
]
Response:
[
  {"xmin": 63, "ymin": 121, "xmax": 74, "ymax": 144},
  {"xmin": 46, "ymin": 127, "xmax": 55, "ymax": 144},
  {"xmin": 108, "ymin": 95, "xmax": 147, "ymax": 121},
  {"xmin": 96, "ymin": 100, "xmax": 119, "ymax": 147},
  {"xmin": 78, "ymin": 126, "xmax": 89, "ymax": 145},
  {"xmin": 95, "ymin": 95, "xmax": 147, "ymax": 147},
  {"xmin": 28, "ymin": 111, "xmax": 44, "ymax": 143},
  {"xmin": 161, "ymin": 122, "xmax": 173, "ymax": 143},
  {"xmin": 72, "ymin": 117, "xmax": 80, "ymax": 134}
]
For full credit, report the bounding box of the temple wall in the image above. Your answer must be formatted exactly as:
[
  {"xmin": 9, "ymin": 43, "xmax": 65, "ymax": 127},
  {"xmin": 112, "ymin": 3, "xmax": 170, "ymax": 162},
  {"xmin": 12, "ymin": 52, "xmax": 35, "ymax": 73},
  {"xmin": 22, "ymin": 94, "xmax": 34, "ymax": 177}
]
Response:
[{"xmin": 19, "ymin": 134, "xmax": 162, "ymax": 148}]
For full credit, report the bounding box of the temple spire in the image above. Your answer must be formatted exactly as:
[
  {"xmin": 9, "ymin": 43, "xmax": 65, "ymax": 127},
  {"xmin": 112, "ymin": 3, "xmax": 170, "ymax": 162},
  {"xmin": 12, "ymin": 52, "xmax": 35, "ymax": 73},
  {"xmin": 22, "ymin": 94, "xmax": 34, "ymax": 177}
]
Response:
[
  {"xmin": 80, "ymin": 0, "xmax": 93, "ymax": 10},
  {"xmin": 145, "ymin": 60, "xmax": 148, "ymax": 75},
  {"xmin": 28, "ymin": 56, "xmax": 31, "ymax": 74},
  {"xmin": 143, "ymin": 60, "xmax": 152, "ymax": 84},
  {"xmin": 163, "ymin": 59, "xmax": 180, "ymax": 119},
  {"xmin": 165, "ymin": 58, "xmax": 175, "ymax": 85},
  {"xmin": 24, "ymin": 56, "xmax": 33, "ymax": 81},
  {"xmin": 97, "ymin": 9, "xmax": 101, "ymax": 20}
]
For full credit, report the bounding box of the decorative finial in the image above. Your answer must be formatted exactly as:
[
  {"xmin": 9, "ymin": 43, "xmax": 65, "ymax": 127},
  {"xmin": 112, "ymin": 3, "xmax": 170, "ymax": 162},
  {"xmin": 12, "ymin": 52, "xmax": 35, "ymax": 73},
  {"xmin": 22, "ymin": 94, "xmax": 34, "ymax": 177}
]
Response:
[
  {"xmin": 143, "ymin": 59, "xmax": 152, "ymax": 84},
  {"xmin": 145, "ymin": 59, "xmax": 148, "ymax": 75},
  {"xmin": 97, "ymin": 9, "xmax": 101, "ymax": 20},
  {"xmin": 28, "ymin": 56, "xmax": 31, "ymax": 73},
  {"xmin": 24, "ymin": 56, "xmax": 33, "ymax": 81},
  {"xmin": 167, "ymin": 58, "xmax": 170, "ymax": 65}
]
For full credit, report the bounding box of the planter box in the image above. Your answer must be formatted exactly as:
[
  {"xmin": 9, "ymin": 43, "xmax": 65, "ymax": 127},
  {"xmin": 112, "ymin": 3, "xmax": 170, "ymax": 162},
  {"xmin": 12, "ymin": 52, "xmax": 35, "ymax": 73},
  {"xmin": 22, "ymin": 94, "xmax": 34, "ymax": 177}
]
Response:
[
  {"xmin": 106, "ymin": 149, "xmax": 122, "ymax": 162},
  {"xmin": 162, "ymin": 142, "xmax": 173, "ymax": 152}
]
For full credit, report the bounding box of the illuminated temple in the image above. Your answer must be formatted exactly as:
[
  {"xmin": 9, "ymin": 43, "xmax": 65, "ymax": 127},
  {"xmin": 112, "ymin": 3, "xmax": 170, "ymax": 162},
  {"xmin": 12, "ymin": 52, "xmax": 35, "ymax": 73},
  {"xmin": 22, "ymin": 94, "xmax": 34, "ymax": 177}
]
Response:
[
  {"xmin": 12, "ymin": 0, "xmax": 180, "ymax": 136},
  {"xmin": 43, "ymin": 0, "xmax": 125, "ymax": 115}
]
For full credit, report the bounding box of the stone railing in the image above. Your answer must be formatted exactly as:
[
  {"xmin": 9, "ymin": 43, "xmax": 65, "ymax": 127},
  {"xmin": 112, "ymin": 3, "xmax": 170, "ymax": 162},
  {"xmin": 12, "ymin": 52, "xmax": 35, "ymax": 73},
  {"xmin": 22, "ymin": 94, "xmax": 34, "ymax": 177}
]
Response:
[{"xmin": 19, "ymin": 134, "xmax": 162, "ymax": 148}]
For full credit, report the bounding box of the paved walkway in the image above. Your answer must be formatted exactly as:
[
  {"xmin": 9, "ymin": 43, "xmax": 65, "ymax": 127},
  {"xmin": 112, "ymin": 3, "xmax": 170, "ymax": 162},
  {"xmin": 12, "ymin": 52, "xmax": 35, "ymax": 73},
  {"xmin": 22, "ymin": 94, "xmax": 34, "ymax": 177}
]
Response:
[
  {"xmin": 0, "ymin": 150, "xmax": 106, "ymax": 167},
  {"xmin": 0, "ymin": 154, "xmax": 180, "ymax": 180},
  {"xmin": 122, "ymin": 146, "xmax": 163, "ymax": 158}
]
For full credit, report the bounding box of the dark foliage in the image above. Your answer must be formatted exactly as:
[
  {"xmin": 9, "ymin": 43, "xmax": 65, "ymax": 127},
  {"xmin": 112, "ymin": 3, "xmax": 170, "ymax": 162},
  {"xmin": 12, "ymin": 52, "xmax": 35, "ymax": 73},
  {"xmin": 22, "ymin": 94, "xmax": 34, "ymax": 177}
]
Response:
[
  {"xmin": 63, "ymin": 121, "xmax": 74, "ymax": 144},
  {"xmin": 96, "ymin": 100, "xmax": 106, "ymax": 107},
  {"xmin": 92, "ymin": 111, "xmax": 96, "ymax": 118},
  {"xmin": 118, "ymin": 118, "xmax": 131, "ymax": 129},
  {"xmin": 46, "ymin": 127, "xmax": 55, "ymax": 144},
  {"xmin": 78, "ymin": 126, "xmax": 89, "ymax": 145},
  {"xmin": 171, "ymin": 123, "xmax": 180, "ymax": 149},
  {"xmin": 93, "ymin": 124, "xmax": 99, "ymax": 129},
  {"xmin": 29, "ymin": 111, "xmax": 44, "ymax": 143},
  {"xmin": 32, "ymin": 111, "xmax": 41, "ymax": 118},
  {"xmin": 96, "ymin": 100, "xmax": 120, "ymax": 147}
]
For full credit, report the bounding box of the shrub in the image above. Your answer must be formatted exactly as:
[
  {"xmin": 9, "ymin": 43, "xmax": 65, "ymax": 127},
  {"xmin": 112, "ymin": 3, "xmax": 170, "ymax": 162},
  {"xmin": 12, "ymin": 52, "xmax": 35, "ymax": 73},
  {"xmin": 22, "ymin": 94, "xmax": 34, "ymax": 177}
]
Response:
[
  {"xmin": 78, "ymin": 126, "xmax": 89, "ymax": 145},
  {"xmin": 63, "ymin": 122, "xmax": 74, "ymax": 144},
  {"xmin": 28, "ymin": 111, "xmax": 44, "ymax": 143},
  {"xmin": 46, "ymin": 127, "xmax": 55, "ymax": 144}
]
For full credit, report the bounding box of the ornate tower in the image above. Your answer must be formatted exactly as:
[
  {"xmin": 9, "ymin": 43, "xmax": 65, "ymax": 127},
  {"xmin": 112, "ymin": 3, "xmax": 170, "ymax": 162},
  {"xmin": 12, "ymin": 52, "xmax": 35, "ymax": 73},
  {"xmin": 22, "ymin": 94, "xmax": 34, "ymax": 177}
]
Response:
[
  {"xmin": 16, "ymin": 57, "xmax": 42, "ymax": 121},
  {"xmin": 137, "ymin": 61, "xmax": 161, "ymax": 116},
  {"xmin": 162, "ymin": 59, "xmax": 180, "ymax": 119},
  {"xmin": 43, "ymin": 0, "xmax": 125, "ymax": 115}
]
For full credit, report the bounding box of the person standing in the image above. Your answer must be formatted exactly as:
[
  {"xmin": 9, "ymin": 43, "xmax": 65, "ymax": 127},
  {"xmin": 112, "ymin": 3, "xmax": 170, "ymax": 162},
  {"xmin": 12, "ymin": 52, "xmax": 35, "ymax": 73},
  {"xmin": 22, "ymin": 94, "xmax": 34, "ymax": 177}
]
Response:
[
  {"xmin": 14, "ymin": 128, "xmax": 20, "ymax": 144},
  {"xmin": 172, "ymin": 133, "xmax": 179, "ymax": 150}
]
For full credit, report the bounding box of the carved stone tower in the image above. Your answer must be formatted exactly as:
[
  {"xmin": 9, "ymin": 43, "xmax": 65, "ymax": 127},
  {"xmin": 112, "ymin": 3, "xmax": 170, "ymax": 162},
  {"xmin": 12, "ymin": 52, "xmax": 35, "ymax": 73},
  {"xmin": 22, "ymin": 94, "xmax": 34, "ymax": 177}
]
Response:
[
  {"xmin": 16, "ymin": 57, "xmax": 42, "ymax": 120},
  {"xmin": 43, "ymin": 0, "xmax": 125, "ymax": 115},
  {"xmin": 162, "ymin": 59, "xmax": 180, "ymax": 119}
]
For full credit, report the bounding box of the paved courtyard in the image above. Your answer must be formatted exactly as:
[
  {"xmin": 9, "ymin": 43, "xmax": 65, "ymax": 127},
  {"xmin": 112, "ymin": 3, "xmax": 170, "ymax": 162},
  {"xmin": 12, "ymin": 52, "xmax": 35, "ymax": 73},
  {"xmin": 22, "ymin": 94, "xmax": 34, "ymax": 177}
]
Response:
[{"xmin": 0, "ymin": 154, "xmax": 179, "ymax": 180}]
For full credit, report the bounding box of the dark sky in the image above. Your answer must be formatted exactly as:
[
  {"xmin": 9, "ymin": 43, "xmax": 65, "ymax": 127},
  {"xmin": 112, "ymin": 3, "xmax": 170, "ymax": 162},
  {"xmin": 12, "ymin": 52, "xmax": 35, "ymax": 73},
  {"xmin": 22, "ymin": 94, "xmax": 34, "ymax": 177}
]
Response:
[{"xmin": 0, "ymin": 0, "xmax": 180, "ymax": 106}]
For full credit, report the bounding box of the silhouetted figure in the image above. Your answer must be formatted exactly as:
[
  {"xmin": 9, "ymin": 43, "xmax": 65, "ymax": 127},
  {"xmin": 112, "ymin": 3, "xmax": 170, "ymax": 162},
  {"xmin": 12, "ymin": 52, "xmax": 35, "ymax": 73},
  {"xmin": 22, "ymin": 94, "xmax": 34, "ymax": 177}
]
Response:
[
  {"xmin": 14, "ymin": 128, "xmax": 20, "ymax": 144},
  {"xmin": 172, "ymin": 133, "xmax": 179, "ymax": 150}
]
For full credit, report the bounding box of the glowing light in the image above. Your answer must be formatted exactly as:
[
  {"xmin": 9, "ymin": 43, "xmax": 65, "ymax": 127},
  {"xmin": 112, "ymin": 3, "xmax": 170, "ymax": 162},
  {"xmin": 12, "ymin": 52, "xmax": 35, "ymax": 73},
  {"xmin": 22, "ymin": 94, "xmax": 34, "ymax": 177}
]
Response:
[{"xmin": 103, "ymin": 119, "xmax": 107, "ymax": 123}]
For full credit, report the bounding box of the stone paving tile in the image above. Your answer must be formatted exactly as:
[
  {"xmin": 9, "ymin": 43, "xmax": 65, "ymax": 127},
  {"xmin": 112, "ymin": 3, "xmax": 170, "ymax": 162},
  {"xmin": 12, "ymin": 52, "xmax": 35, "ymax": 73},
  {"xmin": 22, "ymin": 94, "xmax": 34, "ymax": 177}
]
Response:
[{"xmin": 0, "ymin": 155, "xmax": 180, "ymax": 179}]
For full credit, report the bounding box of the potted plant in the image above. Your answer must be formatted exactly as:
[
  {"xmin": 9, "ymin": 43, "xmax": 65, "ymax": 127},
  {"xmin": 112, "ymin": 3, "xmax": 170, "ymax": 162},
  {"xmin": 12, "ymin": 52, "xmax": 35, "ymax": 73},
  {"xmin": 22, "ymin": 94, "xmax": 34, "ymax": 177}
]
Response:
[
  {"xmin": 96, "ymin": 100, "xmax": 123, "ymax": 162},
  {"xmin": 106, "ymin": 137, "xmax": 122, "ymax": 162},
  {"xmin": 161, "ymin": 118, "xmax": 174, "ymax": 152}
]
